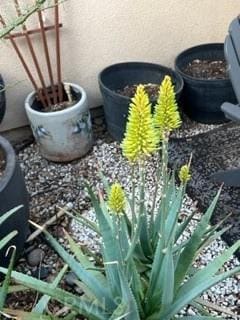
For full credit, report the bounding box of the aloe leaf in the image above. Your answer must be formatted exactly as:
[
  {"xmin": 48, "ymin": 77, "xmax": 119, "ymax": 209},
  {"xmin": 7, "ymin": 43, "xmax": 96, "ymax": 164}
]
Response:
[
  {"xmin": 164, "ymin": 185, "xmax": 184, "ymax": 245},
  {"xmin": 0, "ymin": 205, "xmax": 22, "ymax": 226},
  {"xmin": 145, "ymin": 234, "xmax": 164, "ymax": 309},
  {"xmin": 174, "ymin": 188, "xmax": 222, "ymax": 291},
  {"xmin": 0, "ymin": 268, "xmax": 109, "ymax": 320},
  {"xmin": 33, "ymin": 264, "xmax": 68, "ymax": 313},
  {"xmin": 140, "ymin": 206, "xmax": 152, "ymax": 257},
  {"xmin": 177, "ymin": 240, "xmax": 240, "ymax": 297},
  {"xmin": 175, "ymin": 210, "xmax": 196, "ymax": 242},
  {"xmin": 109, "ymin": 302, "xmax": 129, "ymax": 320},
  {"xmin": 152, "ymin": 264, "xmax": 240, "ymax": 320},
  {"xmin": 3, "ymin": 309, "xmax": 61, "ymax": 320},
  {"xmin": 176, "ymin": 317, "xmax": 222, "ymax": 320},
  {"xmin": 42, "ymin": 229, "xmax": 115, "ymax": 311},
  {"xmin": 194, "ymin": 297, "xmax": 236, "ymax": 317},
  {"xmin": 0, "ymin": 231, "xmax": 18, "ymax": 251},
  {"xmin": 146, "ymin": 246, "xmax": 174, "ymax": 315},
  {"xmin": 160, "ymin": 265, "xmax": 240, "ymax": 319},
  {"xmin": 0, "ymin": 246, "xmax": 16, "ymax": 309},
  {"xmin": 118, "ymin": 265, "xmax": 140, "ymax": 320},
  {"xmin": 65, "ymin": 231, "xmax": 104, "ymax": 277}
]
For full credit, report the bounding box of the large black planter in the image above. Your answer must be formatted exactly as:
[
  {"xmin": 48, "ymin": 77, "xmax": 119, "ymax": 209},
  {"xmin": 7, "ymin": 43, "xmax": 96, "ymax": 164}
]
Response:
[
  {"xmin": 175, "ymin": 43, "xmax": 237, "ymax": 124},
  {"xmin": 99, "ymin": 62, "xmax": 184, "ymax": 141},
  {"xmin": 0, "ymin": 136, "xmax": 29, "ymax": 268},
  {"xmin": 0, "ymin": 74, "xmax": 6, "ymax": 124}
]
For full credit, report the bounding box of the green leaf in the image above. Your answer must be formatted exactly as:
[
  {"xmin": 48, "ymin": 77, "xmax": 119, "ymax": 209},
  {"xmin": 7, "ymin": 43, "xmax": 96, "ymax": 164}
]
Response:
[
  {"xmin": 43, "ymin": 229, "xmax": 115, "ymax": 311},
  {"xmin": 0, "ymin": 205, "xmax": 22, "ymax": 226},
  {"xmin": 33, "ymin": 264, "xmax": 68, "ymax": 313},
  {"xmin": 0, "ymin": 246, "xmax": 16, "ymax": 309},
  {"xmin": 0, "ymin": 231, "xmax": 18, "ymax": 251},
  {"xmin": 174, "ymin": 188, "xmax": 222, "ymax": 291},
  {"xmin": 3, "ymin": 309, "xmax": 61, "ymax": 320},
  {"xmin": 0, "ymin": 268, "xmax": 109, "ymax": 320}
]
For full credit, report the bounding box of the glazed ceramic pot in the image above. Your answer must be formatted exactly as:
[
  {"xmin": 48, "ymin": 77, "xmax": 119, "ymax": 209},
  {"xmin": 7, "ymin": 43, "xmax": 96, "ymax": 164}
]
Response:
[{"xmin": 25, "ymin": 83, "xmax": 93, "ymax": 162}]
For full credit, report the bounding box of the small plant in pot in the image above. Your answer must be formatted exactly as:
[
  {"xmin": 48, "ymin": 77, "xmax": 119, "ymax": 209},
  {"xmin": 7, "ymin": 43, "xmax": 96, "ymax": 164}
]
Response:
[
  {"xmin": 0, "ymin": 0, "xmax": 92, "ymax": 162},
  {"xmin": 175, "ymin": 43, "xmax": 237, "ymax": 124}
]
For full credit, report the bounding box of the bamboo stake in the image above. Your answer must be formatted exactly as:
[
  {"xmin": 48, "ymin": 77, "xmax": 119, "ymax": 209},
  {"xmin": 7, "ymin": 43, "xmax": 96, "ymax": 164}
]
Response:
[
  {"xmin": 55, "ymin": 0, "xmax": 63, "ymax": 103},
  {"xmin": 14, "ymin": 0, "xmax": 51, "ymax": 107},
  {"xmin": 38, "ymin": 9, "xmax": 57, "ymax": 104},
  {"xmin": 0, "ymin": 13, "xmax": 47, "ymax": 108}
]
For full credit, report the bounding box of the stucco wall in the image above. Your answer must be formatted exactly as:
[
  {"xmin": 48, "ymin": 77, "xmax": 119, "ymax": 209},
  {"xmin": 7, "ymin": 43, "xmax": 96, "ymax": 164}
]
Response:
[{"xmin": 0, "ymin": 0, "xmax": 239, "ymax": 131}]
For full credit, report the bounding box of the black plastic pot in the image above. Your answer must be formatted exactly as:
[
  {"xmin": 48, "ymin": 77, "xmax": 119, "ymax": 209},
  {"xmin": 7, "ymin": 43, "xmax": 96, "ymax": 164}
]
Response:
[
  {"xmin": 175, "ymin": 43, "xmax": 237, "ymax": 124},
  {"xmin": 0, "ymin": 136, "xmax": 29, "ymax": 268},
  {"xmin": 99, "ymin": 62, "xmax": 184, "ymax": 141},
  {"xmin": 0, "ymin": 74, "xmax": 6, "ymax": 124}
]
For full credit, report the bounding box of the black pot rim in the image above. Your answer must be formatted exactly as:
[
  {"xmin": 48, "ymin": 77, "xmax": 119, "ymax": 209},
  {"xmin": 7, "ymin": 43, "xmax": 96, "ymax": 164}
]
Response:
[
  {"xmin": 0, "ymin": 135, "xmax": 16, "ymax": 192},
  {"xmin": 99, "ymin": 61, "xmax": 184, "ymax": 101},
  {"xmin": 175, "ymin": 43, "xmax": 230, "ymax": 84}
]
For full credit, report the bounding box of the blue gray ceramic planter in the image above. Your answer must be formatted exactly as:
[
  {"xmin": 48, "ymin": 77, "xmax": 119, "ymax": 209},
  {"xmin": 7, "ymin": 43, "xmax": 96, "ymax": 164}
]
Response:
[{"xmin": 25, "ymin": 83, "xmax": 93, "ymax": 162}]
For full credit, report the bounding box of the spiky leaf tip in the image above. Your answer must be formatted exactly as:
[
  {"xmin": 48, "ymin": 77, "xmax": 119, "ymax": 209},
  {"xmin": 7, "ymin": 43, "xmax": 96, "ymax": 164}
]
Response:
[
  {"xmin": 108, "ymin": 183, "xmax": 126, "ymax": 214},
  {"xmin": 121, "ymin": 85, "xmax": 158, "ymax": 162},
  {"xmin": 154, "ymin": 75, "xmax": 182, "ymax": 140},
  {"xmin": 179, "ymin": 164, "xmax": 191, "ymax": 184}
]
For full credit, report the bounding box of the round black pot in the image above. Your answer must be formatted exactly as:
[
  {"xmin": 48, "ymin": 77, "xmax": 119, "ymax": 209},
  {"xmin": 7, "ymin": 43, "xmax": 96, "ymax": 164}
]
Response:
[
  {"xmin": 175, "ymin": 43, "xmax": 237, "ymax": 124},
  {"xmin": 0, "ymin": 74, "xmax": 6, "ymax": 124},
  {"xmin": 0, "ymin": 136, "xmax": 29, "ymax": 268},
  {"xmin": 99, "ymin": 62, "xmax": 184, "ymax": 141}
]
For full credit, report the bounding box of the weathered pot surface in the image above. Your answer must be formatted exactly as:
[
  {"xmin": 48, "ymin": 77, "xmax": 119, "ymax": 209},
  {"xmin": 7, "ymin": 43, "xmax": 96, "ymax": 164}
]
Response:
[
  {"xmin": 25, "ymin": 83, "xmax": 93, "ymax": 162},
  {"xmin": 0, "ymin": 135, "xmax": 29, "ymax": 268}
]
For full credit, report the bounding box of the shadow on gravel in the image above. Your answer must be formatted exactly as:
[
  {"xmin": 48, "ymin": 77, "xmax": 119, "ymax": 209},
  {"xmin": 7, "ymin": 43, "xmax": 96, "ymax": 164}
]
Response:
[{"xmin": 169, "ymin": 122, "xmax": 240, "ymax": 259}]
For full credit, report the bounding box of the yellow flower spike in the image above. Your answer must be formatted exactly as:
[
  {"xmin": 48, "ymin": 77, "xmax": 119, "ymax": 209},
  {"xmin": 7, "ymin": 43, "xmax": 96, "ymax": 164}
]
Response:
[
  {"xmin": 121, "ymin": 85, "xmax": 158, "ymax": 162},
  {"xmin": 154, "ymin": 75, "xmax": 182, "ymax": 140},
  {"xmin": 108, "ymin": 183, "xmax": 126, "ymax": 214},
  {"xmin": 179, "ymin": 164, "xmax": 191, "ymax": 184}
]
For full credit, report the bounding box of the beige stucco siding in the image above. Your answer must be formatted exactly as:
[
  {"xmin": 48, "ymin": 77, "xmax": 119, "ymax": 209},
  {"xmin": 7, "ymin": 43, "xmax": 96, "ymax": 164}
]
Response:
[{"xmin": 0, "ymin": 0, "xmax": 239, "ymax": 131}]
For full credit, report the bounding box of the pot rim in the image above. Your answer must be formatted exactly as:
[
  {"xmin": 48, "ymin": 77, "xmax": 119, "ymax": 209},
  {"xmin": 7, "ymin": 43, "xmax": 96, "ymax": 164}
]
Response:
[
  {"xmin": 0, "ymin": 135, "xmax": 16, "ymax": 192},
  {"xmin": 174, "ymin": 42, "xmax": 230, "ymax": 84},
  {"xmin": 25, "ymin": 82, "xmax": 87, "ymax": 117},
  {"xmin": 98, "ymin": 61, "xmax": 184, "ymax": 101}
]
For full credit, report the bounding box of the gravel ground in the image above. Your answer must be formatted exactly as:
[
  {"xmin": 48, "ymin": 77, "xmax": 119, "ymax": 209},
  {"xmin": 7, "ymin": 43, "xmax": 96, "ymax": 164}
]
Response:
[{"xmin": 4, "ymin": 115, "xmax": 239, "ymax": 318}]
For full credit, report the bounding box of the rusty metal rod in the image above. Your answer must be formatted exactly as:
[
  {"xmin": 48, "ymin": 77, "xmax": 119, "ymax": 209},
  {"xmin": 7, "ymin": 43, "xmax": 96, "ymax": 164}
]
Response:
[
  {"xmin": 4, "ymin": 23, "xmax": 62, "ymax": 40},
  {"xmin": 55, "ymin": 0, "xmax": 63, "ymax": 103},
  {"xmin": 14, "ymin": 0, "xmax": 51, "ymax": 107},
  {"xmin": 0, "ymin": 13, "xmax": 47, "ymax": 108},
  {"xmin": 38, "ymin": 9, "xmax": 57, "ymax": 104}
]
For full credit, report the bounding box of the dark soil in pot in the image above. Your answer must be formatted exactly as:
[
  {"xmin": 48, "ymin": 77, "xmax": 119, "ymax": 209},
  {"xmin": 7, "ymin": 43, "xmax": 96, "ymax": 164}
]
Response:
[
  {"xmin": 184, "ymin": 59, "xmax": 228, "ymax": 80},
  {"xmin": 33, "ymin": 84, "xmax": 81, "ymax": 113},
  {"xmin": 175, "ymin": 43, "xmax": 237, "ymax": 124},
  {"xmin": 117, "ymin": 83, "xmax": 160, "ymax": 101}
]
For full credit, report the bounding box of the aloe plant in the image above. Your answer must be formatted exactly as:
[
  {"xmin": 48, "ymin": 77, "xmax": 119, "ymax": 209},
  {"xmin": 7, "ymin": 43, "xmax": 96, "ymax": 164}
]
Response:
[{"xmin": 1, "ymin": 77, "xmax": 240, "ymax": 319}]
